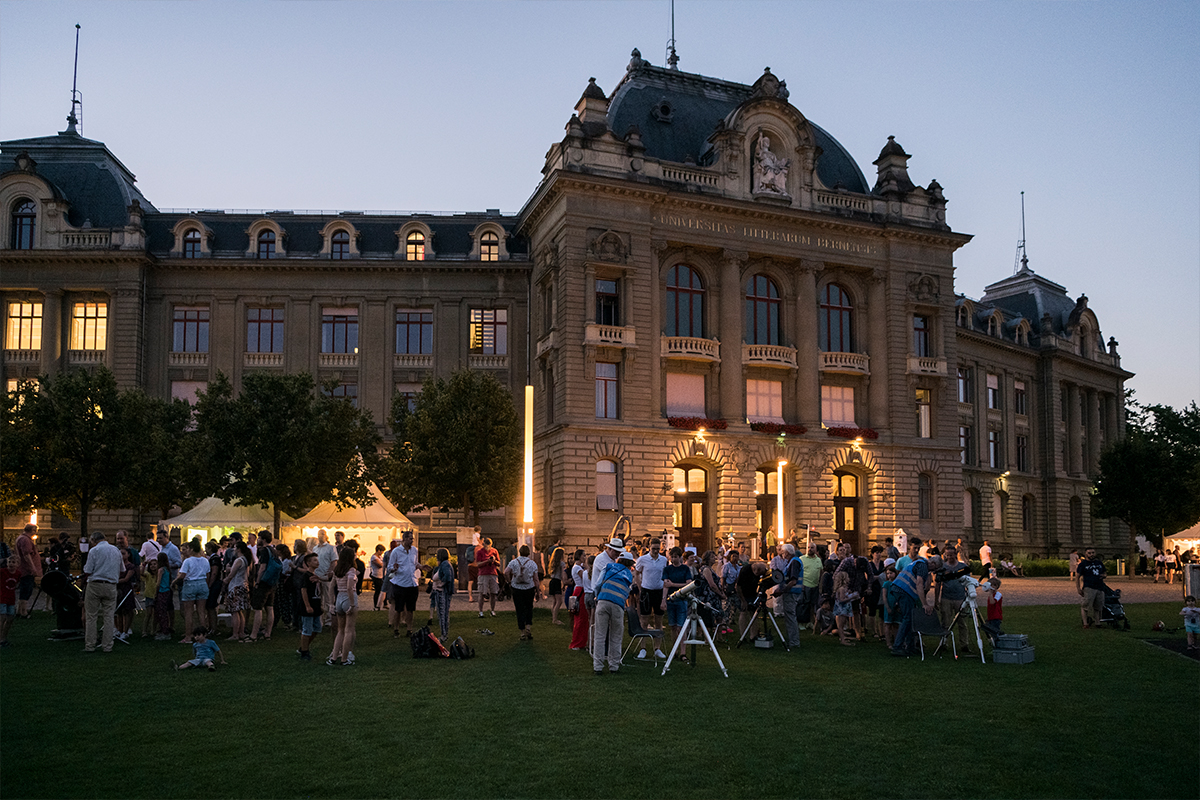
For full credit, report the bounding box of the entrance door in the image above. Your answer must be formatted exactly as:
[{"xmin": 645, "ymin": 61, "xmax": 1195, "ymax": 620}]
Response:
[
  {"xmin": 755, "ymin": 467, "xmax": 778, "ymax": 549},
  {"xmin": 673, "ymin": 465, "xmax": 709, "ymax": 553},
  {"xmin": 833, "ymin": 470, "xmax": 863, "ymax": 554}
]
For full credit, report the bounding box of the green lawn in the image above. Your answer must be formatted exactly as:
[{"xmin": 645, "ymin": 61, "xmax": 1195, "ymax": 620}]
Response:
[{"xmin": 1, "ymin": 601, "xmax": 1196, "ymax": 800}]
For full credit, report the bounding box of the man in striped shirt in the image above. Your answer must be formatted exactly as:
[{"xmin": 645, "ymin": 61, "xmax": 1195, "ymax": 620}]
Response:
[{"xmin": 592, "ymin": 551, "xmax": 635, "ymax": 675}]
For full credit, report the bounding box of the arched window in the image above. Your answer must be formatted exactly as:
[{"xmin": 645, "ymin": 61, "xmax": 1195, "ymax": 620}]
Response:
[
  {"xmin": 596, "ymin": 460, "xmax": 619, "ymax": 511},
  {"xmin": 819, "ymin": 284, "xmax": 853, "ymax": 352},
  {"xmin": 956, "ymin": 305, "xmax": 970, "ymax": 329},
  {"xmin": 755, "ymin": 467, "xmax": 779, "ymax": 537},
  {"xmin": 745, "ymin": 274, "xmax": 780, "ymax": 345},
  {"xmin": 834, "ymin": 471, "xmax": 861, "ymax": 553},
  {"xmin": 11, "ymin": 199, "xmax": 36, "ymax": 250},
  {"xmin": 666, "ymin": 265, "xmax": 705, "ymax": 338},
  {"xmin": 406, "ymin": 231, "xmax": 425, "ymax": 261},
  {"xmin": 331, "ymin": 230, "xmax": 350, "ymax": 260},
  {"xmin": 993, "ymin": 491, "xmax": 1007, "ymax": 531},
  {"xmin": 257, "ymin": 230, "xmax": 276, "ymax": 260},
  {"xmin": 672, "ymin": 464, "xmax": 709, "ymax": 550},
  {"xmin": 183, "ymin": 229, "xmax": 202, "ymax": 258},
  {"xmin": 480, "ymin": 231, "xmax": 499, "ymax": 262}
]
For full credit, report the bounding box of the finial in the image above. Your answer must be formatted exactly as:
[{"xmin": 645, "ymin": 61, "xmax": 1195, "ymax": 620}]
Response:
[
  {"xmin": 666, "ymin": 0, "xmax": 679, "ymax": 70},
  {"xmin": 66, "ymin": 23, "xmax": 83, "ymax": 136}
]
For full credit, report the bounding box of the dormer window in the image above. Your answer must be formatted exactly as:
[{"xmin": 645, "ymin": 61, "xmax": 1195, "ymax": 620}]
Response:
[
  {"xmin": 257, "ymin": 230, "xmax": 276, "ymax": 260},
  {"xmin": 11, "ymin": 199, "xmax": 35, "ymax": 250},
  {"xmin": 407, "ymin": 232, "xmax": 425, "ymax": 261},
  {"xmin": 480, "ymin": 231, "xmax": 499, "ymax": 262},
  {"xmin": 331, "ymin": 230, "xmax": 350, "ymax": 260},
  {"xmin": 987, "ymin": 312, "xmax": 1002, "ymax": 337},
  {"xmin": 183, "ymin": 229, "xmax": 202, "ymax": 258}
]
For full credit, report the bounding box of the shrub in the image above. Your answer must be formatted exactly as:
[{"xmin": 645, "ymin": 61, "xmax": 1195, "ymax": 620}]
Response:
[{"xmin": 667, "ymin": 416, "xmax": 727, "ymax": 431}]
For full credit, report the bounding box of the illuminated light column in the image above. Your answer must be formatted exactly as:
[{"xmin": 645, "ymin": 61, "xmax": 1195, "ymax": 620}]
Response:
[
  {"xmin": 524, "ymin": 384, "xmax": 534, "ymax": 528},
  {"xmin": 777, "ymin": 460, "xmax": 787, "ymax": 540}
]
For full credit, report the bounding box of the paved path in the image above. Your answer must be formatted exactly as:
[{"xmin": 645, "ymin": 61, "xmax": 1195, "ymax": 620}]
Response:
[{"xmin": 988, "ymin": 576, "xmax": 1189, "ymax": 606}]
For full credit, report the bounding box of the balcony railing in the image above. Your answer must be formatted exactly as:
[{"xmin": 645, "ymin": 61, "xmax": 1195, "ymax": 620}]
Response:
[
  {"xmin": 168, "ymin": 352, "xmax": 209, "ymax": 367},
  {"xmin": 814, "ymin": 191, "xmax": 871, "ymax": 213},
  {"xmin": 319, "ymin": 353, "xmax": 358, "ymax": 369},
  {"xmin": 906, "ymin": 355, "xmax": 948, "ymax": 376},
  {"xmin": 394, "ymin": 354, "xmax": 433, "ymax": 369},
  {"xmin": 469, "ymin": 354, "xmax": 509, "ymax": 369},
  {"xmin": 68, "ymin": 349, "xmax": 105, "ymax": 365},
  {"xmin": 661, "ymin": 335, "xmax": 720, "ymax": 362},
  {"xmin": 244, "ymin": 352, "xmax": 283, "ymax": 367},
  {"xmin": 661, "ymin": 166, "xmax": 719, "ymax": 187},
  {"xmin": 585, "ymin": 324, "xmax": 636, "ymax": 347},
  {"xmin": 820, "ymin": 351, "xmax": 870, "ymax": 375},
  {"xmin": 743, "ymin": 343, "xmax": 796, "ymax": 368},
  {"xmin": 536, "ymin": 330, "xmax": 556, "ymax": 358},
  {"xmin": 62, "ymin": 231, "xmax": 112, "ymax": 248},
  {"xmin": 3, "ymin": 349, "xmax": 39, "ymax": 364}
]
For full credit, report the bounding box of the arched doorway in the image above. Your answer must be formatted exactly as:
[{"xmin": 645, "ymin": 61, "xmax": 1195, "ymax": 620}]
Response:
[
  {"xmin": 755, "ymin": 466, "xmax": 778, "ymax": 549},
  {"xmin": 833, "ymin": 470, "xmax": 863, "ymax": 554},
  {"xmin": 673, "ymin": 464, "xmax": 709, "ymax": 553}
]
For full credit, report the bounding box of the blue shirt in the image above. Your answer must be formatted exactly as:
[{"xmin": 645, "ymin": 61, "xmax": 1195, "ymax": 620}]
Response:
[
  {"xmin": 161, "ymin": 542, "xmax": 182, "ymax": 570},
  {"xmin": 784, "ymin": 557, "xmax": 805, "ymax": 594},
  {"xmin": 596, "ymin": 563, "xmax": 633, "ymax": 606},
  {"xmin": 192, "ymin": 639, "xmax": 220, "ymax": 662}
]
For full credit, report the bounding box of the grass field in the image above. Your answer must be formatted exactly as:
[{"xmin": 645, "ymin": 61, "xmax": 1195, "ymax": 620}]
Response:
[{"xmin": 1, "ymin": 601, "xmax": 1196, "ymax": 800}]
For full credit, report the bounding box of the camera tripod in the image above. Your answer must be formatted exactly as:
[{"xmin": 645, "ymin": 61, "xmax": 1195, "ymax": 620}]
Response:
[
  {"xmin": 661, "ymin": 597, "xmax": 729, "ymax": 678},
  {"xmin": 934, "ymin": 592, "xmax": 987, "ymax": 663},
  {"xmin": 736, "ymin": 592, "xmax": 790, "ymax": 652}
]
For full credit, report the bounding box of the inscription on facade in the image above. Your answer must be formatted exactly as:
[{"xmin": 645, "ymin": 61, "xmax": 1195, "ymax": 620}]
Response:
[{"xmin": 653, "ymin": 213, "xmax": 880, "ymax": 255}]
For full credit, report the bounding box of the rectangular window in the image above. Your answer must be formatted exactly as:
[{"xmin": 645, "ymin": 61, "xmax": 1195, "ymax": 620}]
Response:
[
  {"xmin": 1014, "ymin": 380, "xmax": 1028, "ymax": 416},
  {"xmin": 988, "ymin": 429, "xmax": 1001, "ymax": 469},
  {"xmin": 469, "ymin": 308, "xmax": 507, "ymax": 354},
  {"xmin": 70, "ymin": 302, "xmax": 107, "ymax": 350},
  {"xmin": 915, "ymin": 388, "xmax": 932, "ymax": 438},
  {"xmin": 986, "ymin": 373, "xmax": 1000, "ymax": 409},
  {"xmin": 665, "ymin": 372, "xmax": 705, "ymax": 417},
  {"xmin": 395, "ymin": 310, "xmax": 433, "ymax": 355},
  {"xmin": 170, "ymin": 380, "xmax": 206, "ymax": 406},
  {"xmin": 595, "ymin": 362, "xmax": 619, "ymax": 419},
  {"xmin": 960, "ymin": 425, "xmax": 973, "ymax": 465},
  {"xmin": 1016, "ymin": 434, "xmax": 1029, "ymax": 472},
  {"xmin": 247, "ymin": 308, "xmax": 284, "ymax": 353},
  {"xmin": 172, "ymin": 306, "xmax": 210, "ymax": 353},
  {"xmin": 5, "ymin": 301, "xmax": 42, "ymax": 350},
  {"xmin": 327, "ymin": 382, "xmax": 358, "ymax": 408},
  {"xmin": 993, "ymin": 494, "xmax": 1004, "ymax": 530},
  {"xmin": 821, "ymin": 385, "xmax": 855, "ymax": 427},
  {"xmin": 321, "ymin": 307, "xmax": 359, "ymax": 354},
  {"xmin": 918, "ymin": 474, "xmax": 932, "ymax": 520},
  {"xmin": 395, "ymin": 382, "xmax": 422, "ymax": 413},
  {"xmin": 595, "ymin": 279, "xmax": 620, "ymax": 326},
  {"xmin": 957, "ymin": 366, "xmax": 973, "ymax": 403},
  {"xmin": 912, "ymin": 315, "xmax": 931, "ymax": 357},
  {"xmin": 746, "ymin": 379, "xmax": 784, "ymax": 424},
  {"xmin": 545, "ymin": 366, "xmax": 556, "ymax": 425}
]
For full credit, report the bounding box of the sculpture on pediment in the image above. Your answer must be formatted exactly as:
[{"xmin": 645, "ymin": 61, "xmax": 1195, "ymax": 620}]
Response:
[
  {"xmin": 588, "ymin": 230, "xmax": 627, "ymax": 263},
  {"xmin": 907, "ymin": 273, "xmax": 940, "ymax": 302},
  {"xmin": 752, "ymin": 132, "xmax": 790, "ymax": 196}
]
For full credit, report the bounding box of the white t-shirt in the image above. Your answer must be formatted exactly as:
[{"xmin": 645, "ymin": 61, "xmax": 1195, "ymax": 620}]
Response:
[
  {"xmin": 635, "ymin": 553, "xmax": 667, "ymax": 590},
  {"xmin": 979, "ymin": 545, "xmax": 992, "ymax": 564},
  {"xmin": 139, "ymin": 539, "xmax": 162, "ymax": 564},
  {"xmin": 572, "ymin": 563, "xmax": 591, "ymax": 593},
  {"xmin": 590, "ymin": 550, "xmax": 615, "ymax": 589},
  {"xmin": 180, "ymin": 555, "xmax": 211, "ymax": 581},
  {"xmin": 387, "ymin": 545, "xmax": 421, "ymax": 588}
]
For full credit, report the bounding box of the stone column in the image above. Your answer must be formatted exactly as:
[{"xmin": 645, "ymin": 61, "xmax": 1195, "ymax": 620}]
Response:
[
  {"xmin": 1087, "ymin": 388, "xmax": 1102, "ymax": 474},
  {"xmin": 1105, "ymin": 391, "xmax": 1120, "ymax": 445},
  {"xmin": 866, "ymin": 269, "xmax": 889, "ymax": 430},
  {"xmin": 361, "ymin": 299, "xmax": 388, "ymax": 423},
  {"xmin": 583, "ymin": 263, "xmax": 596, "ymax": 324},
  {"xmin": 718, "ymin": 250, "xmax": 746, "ymax": 422},
  {"xmin": 975, "ymin": 360, "xmax": 987, "ymax": 467},
  {"xmin": 1066, "ymin": 383, "xmax": 1082, "ymax": 476},
  {"xmin": 796, "ymin": 260, "xmax": 821, "ymax": 429},
  {"xmin": 39, "ymin": 289, "xmax": 62, "ymax": 377}
]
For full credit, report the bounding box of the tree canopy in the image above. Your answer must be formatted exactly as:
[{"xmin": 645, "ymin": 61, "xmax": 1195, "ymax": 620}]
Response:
[{"xmin": 384, "ymin": 369, "xmax": 521, "ymax": 525}]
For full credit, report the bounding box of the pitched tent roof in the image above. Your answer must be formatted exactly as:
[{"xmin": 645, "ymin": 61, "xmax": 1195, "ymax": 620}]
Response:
[
  {"xmin": 162, "ymin": 496, "xmax": 293, "ymax": 529},
  {"xmin": 290, "ymin": 483, "xmax": 415, "ymax": 529}
]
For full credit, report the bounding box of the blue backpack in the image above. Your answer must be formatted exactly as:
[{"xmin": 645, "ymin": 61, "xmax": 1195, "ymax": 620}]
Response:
[{"xmin": 259, "ymin": 547, "xmax": 282, "ymax": 587}]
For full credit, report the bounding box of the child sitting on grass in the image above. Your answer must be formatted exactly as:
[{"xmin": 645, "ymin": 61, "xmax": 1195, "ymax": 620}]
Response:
[
  {"xmin": 173, "ymin": 627, "xmax": 227, "ymax": 672},
  {"xmin": 1181, "ymin": 595, "xmax": 1199, "ymax": 651},
  {"xmin": 814, "ymin": 597, "xmax": 836, "ymax": 636}
]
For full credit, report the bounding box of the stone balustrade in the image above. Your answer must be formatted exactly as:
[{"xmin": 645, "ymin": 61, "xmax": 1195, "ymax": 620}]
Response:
[
  {"xmin": 819, "ymin": 351, "xmax": 870, "ymax": 375},
  {"xmin": 742, "ymin": 343, "xmax": 797, "ymax": 367},
  {"xmin": 661, "ymin": 335, "xmax": 720, "ymax": 362},
  {"xmin": 584, "ymin": 324, "xmax": 636, "ymax": 347}
]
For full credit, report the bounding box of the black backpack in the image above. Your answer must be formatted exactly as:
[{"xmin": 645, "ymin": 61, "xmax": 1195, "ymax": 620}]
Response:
[
  {"xmin": 411, "ymin": 625, "xmax": 447, "ymax": 658},
  {"xmin": 449, "ymin": 636, "xmax": 475, "ymax": 660}
]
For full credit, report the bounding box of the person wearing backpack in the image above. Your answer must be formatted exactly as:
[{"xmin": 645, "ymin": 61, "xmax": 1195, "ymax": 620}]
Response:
[
  {"xmin": 248, "ymin": 531, "xmax": 279, "ymax": 641},
  {"xmin": 505, "ymin": 545, "xmax": 541, "ymax": 641}
]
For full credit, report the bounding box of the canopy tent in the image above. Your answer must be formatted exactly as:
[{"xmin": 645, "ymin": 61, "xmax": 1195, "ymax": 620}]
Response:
[
  {"xmin": 286, "ymin": 483, "xmax": 417, "ymax": 555},
  {"xmin": 161, "ymin": 497, "xmax": 294, "ymax": 545},
  {"xmin": 1164, "ymin": 521, "xmax": 1200, "ymax": 556}
]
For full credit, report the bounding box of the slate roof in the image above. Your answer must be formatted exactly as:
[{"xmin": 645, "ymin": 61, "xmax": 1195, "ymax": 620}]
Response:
[{"xmin": 607, "ymin": 62, "xmax": 871, "ymax": 194}]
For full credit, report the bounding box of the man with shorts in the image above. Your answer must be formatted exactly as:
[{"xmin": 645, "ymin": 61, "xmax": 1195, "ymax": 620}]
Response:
[
  {"xmin": 249, "ymin": 531, "xmax": 277, "ymax": 640},
  {"xmin": 634, "ymin": 538, "xmax": 667, "ymax": 659},
  {"xmin": 475, "ymin": 537, "xmax": 501, "ymax": 618},
  {"xmin": 386, "ymin": 529, "xmax": 422, "ymax": 637},
  {"xmin": 15, "ymin": 524, "xmax": 42, "ymax": 618},
  {"xmin": 1076, "ymin": 547, "xmax": 1106, "ymax": 628}
]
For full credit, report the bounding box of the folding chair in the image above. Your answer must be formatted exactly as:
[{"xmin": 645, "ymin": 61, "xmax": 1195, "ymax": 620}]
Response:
[
  {"xmin": 621, "ymin": 611, "xmax": 665, "ymax": 667},
  {"xmin": 911, "ymin": 608, "xmax": 956, "ymax": 661}
]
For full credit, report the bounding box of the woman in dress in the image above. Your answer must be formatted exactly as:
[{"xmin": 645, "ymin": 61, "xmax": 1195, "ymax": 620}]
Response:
[
  {"xmin": 328, "ymin": 545, "xmax": 359, "ymax": 665},
  {"xmin": 569, "ymin": 549, "xmax": 590, "ymax": 650},
  {"xmin": 370, "ymin": 544, "xmax": 387, "ymax": 611},
  {"xmin": 224, "ymin": 540, "xmax": 252, "ymax": 642},
  {"xmin": 274, "ymin": 543, "xmax": 294, "ymax": 630},
  {"xmin": 694, "ymin": 550, "xmax": 726, "ymax": 636},
  {"xmin": 832, "ymin": 569, "xmax": 857, "ymax": 646},
  {"xmin": 547, "ymin": 547, "xmax": 566, "ymax": 625}
]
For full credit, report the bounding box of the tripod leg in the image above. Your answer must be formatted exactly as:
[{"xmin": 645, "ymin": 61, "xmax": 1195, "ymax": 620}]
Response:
[
  {"xmin": 694, "ymin": 610, "xmax": 729, "ymax": 678},
  {"xmin": 767, "ymin": 611, "xmax": 790, "ymax": 652},
  {"xmin": 736, "ymin": 607, "xmax": 760, "ymax": 647},
  {"xmin": 660, "ymin": 619, "xmax": 687, "ymax": 675}
]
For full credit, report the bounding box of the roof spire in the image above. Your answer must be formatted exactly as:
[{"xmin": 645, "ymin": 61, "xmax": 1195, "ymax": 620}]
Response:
[
  {"xmin": 666, "ymin": 0, "xmax": 679, "ymax": 70},
  {"xmin": 64, "ymin": 23, "xmax": 83, "ymax": 136},
  {"xmin": 1014, "ymin": 191, "xmax": 1030, "ymax": 274}
]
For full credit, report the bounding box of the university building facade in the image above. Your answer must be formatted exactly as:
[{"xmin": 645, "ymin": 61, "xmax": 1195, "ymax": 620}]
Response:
[{"xmin": 1, "ymin": 52, "xmax": 1130, "ymax": 556}]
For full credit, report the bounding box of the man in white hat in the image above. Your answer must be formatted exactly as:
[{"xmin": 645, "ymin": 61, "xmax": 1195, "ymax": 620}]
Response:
[
  {"xmin": 592, "ymin": 550, "xmax": 636, "ymax": 675},
  {"xmin": 586, "ymin": 537, "xmax": 624, "ymax": 608}
]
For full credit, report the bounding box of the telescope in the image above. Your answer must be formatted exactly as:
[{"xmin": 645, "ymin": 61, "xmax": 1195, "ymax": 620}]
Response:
[{"xmin": 667, "ymin": 580, "xmax": 699, "ymax": 602}]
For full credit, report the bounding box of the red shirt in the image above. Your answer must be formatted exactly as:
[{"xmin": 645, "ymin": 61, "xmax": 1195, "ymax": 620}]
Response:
[
  {"xmin": 987, "ymin": 592, "xmax": 1003, "ymax": 622},
  {"xmin": 0, "ymin": 567, "xmax": 22, "ymax": 605},
  {"xmin": 16, "ymin": 534, "xmax": 42, "ymax": 577},
  {"xmin": 475, "ymin": 547, "xmax": 500, "ymax": 576}
]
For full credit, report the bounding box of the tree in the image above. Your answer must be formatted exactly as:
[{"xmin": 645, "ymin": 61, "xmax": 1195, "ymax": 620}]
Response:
[
  {"xmin": 384, "ymin": 369, "xmax": 522, "ymax": 525},
  {"xmin": 192, "ymin": 372, "xmax": 383, "ymax": 533},
  {"xmin": 1093, "ymin": 401, "xmax": 1200, "ymax": 574}
]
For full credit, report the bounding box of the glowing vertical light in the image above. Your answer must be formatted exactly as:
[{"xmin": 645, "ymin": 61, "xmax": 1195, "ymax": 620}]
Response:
[
  {"xmin": 524, "ymin": 384, "xmax": 534, "ymax": 525},
  {"xmin": 777, "ymin": 461, "xmax": 786, "ymax": 540}
]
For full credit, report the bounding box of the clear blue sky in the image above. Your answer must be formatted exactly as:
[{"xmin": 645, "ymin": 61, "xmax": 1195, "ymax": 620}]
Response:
[{"xmin": 3, "ymin": 0, "xmax": 1197, "ymax": 409}]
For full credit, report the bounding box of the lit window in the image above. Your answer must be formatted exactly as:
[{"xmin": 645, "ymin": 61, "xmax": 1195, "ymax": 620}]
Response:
[
  {"xmin": 406, "ymin": 232, "xmax": 425, "ymax": 261},
  {"xmin": 469, "ymin": 309, "xmax": 507, "ymax": 354},
  {"xmin": 988, "ymin": 429, "xmax": 1001, "ymax": 469},
  {"xmin": 821, "ymin": 385, "xmax": 855, "ymax": 426},
  {"xmin": 257, "ymin": 230, "xmax": 276, "ymax": 259},
  {"xmin": 987, "ymin": 373, "xmax": 1001, "ymax": 409},
  {"xmin": 960, "ymin": 425, "xmax": 973, "ymax": 465},
  {"xmin": 11, "ymin": 199, "xmax": 36, "ymax": 250},
  {"xmin": 395, "ymin": 311, "xmax": 433, "ymax": 355},
  {"xmin": 183, "ymin": 229, "xmax": 202, "ymax": 258},
  {"xmin": 5, "ymin": 301, "xmax": 42, "ymax": 350},
  {"xmin": 746, "ymin": 379, "xmax": 783, "ymax": 423},
  {"xmin": 957, "ymin": 367, "xmax": 973, "ymax": 404},
  {"xmin": 331, "ymin": 230, "xmax": 350, "ymax": 260},
  {"xmin": 172, "ymin": 306, "xmax": 210, "ymax": 353},
  {"xmin": 918, "ymin": 474, "xmax": 932, "ymax": 520},
  {"xmin": 596, "ymin": 460, "xmax": 619, "ymax": 511},
  {"xmin": 595, "ymin": 362, "xmax": 619, "ymax": 419},
  {"xmin": 915, "ymin": 388, "xmax": 932, "ymax": 438},
  {"xmin": 819, "ymin": 284, "xmax": 853, "ymax": 352},
  {"xmin": 480, "ymin": 231, "xmax": 499, "ymax": 262},
  {"xmin": 247, "ymin": 308, "xmax": 284, "ymax": 353},
  {"xmin": 745, "ymin": 274, "xmax": 780, "ymax": 345},
  {"xmin": 596, "ymin": 279, "xmax": 620, "ymax": 326},
  {"xmin": 1014, "ymin": 380, "xmax": 1027, "ymax": 416},
  {"xmin": 665, "ymin": 372, "xmax": 705, "ymax": 417},
  {"xmin": 321, "ymin": 307, "xmax": 358, "ymax": 354},
  {"xmin": 912, "ymin": 315, "xmax": 931, "ymax": 357},
  {"xmin": 665, "ymin": 265, "xmax": 704, "ymax": 338},
  {"xmin": 70, "ymin": 302, "xmax": 107, "ymax": 350}
]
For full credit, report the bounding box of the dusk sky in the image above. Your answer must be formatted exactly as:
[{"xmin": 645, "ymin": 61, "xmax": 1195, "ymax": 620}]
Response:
[{"xmin": 2, "ymin": 1, "xmax": 1197, "ymax": 410}]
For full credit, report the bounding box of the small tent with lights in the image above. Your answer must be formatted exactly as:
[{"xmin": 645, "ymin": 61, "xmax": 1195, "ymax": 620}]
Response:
[
  {"xmin": 287, "ymin": 483, "xmax": 417, "ymax": 555},
  {"xmin": 161, "ymin": 497, "xmax": 294, "ymax": 546}
]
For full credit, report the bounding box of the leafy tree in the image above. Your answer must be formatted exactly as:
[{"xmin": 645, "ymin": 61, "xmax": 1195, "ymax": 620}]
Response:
[
  {"xmin": 107, "ymin": 388, "xmax": 195, "ymax": 518},
  {"xmin": 1093, "ymin": 401, "xmax": 1200, "ymax": 571},
  {"xmin": 385, "ymin": 369, "xmax": 521, "ymax": 525},
  {"xmin": 192, "ymin": 372, "xmax": 383, "ymax": 534}
]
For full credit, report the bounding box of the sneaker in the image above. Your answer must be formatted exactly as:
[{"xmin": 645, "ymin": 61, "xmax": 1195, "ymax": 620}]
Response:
[
  {"xmin": 479, "ymin": 611, "xmax": 485, "ymax": 618},
  {"xmin": 654, "ymin": 648, "xmax": 667, "ymax": 659},
  {"xmin": 326, "ymin": 657, "xmax": 337, "ymax": 666},
  {"xmin": 346, "ymin": 651, "xmax": 355, "ymax": 664},
  {"xmin": 207, "ymin": 663, "xmax": 216, "ymax": 671},
  {"xmin": 636, "ymin": 649, "xmax": 648, "ymax": 660},
  {"xmin": 490, "ymin": 610, "xmax": 497, "ymax": 617},
  {"xmin": 154, "ymin": 634, "xmax": 170, "ymax": 641},
  {"xmin": 594, "ymin": 669, "xmax": 605, "ymax": 676}
]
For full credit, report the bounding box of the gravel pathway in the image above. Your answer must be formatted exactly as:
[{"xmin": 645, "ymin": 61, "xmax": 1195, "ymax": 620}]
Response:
[{"xmin": 991, "ymin": 576, "xmax": 1190, "ymax": 606}]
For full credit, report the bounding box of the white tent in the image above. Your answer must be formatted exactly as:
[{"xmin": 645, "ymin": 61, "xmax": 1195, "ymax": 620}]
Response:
[
  {"xmin": 1165, "ymin": 521, "xmax": 1200, "ymax": 556},
  {"xmin": 162, "ymin": 497, "xmax": 293, "ymax": 545},
  {"xmin": 287, "ymin": 483, "xmax": 417, "ymax": 555}
]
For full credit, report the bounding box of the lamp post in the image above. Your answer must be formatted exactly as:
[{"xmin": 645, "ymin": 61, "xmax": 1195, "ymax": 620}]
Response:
[{"xmin": 777, "ymin": 460, "xmax": 787, "ymax": 548}]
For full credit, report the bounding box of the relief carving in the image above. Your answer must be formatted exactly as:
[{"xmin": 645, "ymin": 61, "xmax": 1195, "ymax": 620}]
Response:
[
  {"xmin": 907, "ymin": 273, "xmax": 940, "ymax": 302},
  {"xmin": 588, "ymin": 230, "xmax": 628, "ymax": 264},
  {"xmin": 752, "ymin": 132, "xmax": 790, "ymax": 196}
]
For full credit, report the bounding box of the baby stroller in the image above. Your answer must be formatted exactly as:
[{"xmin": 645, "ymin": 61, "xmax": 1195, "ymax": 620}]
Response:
[{"xmin": 1099, "ymin": 583, "xmax": 1130, "ymax": 630}]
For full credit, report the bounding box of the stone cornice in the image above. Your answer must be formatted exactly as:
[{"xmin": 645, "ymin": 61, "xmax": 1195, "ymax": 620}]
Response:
[{"xmin": 0, "ymin": 250, "xmax": 153, "ymax": 268}]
